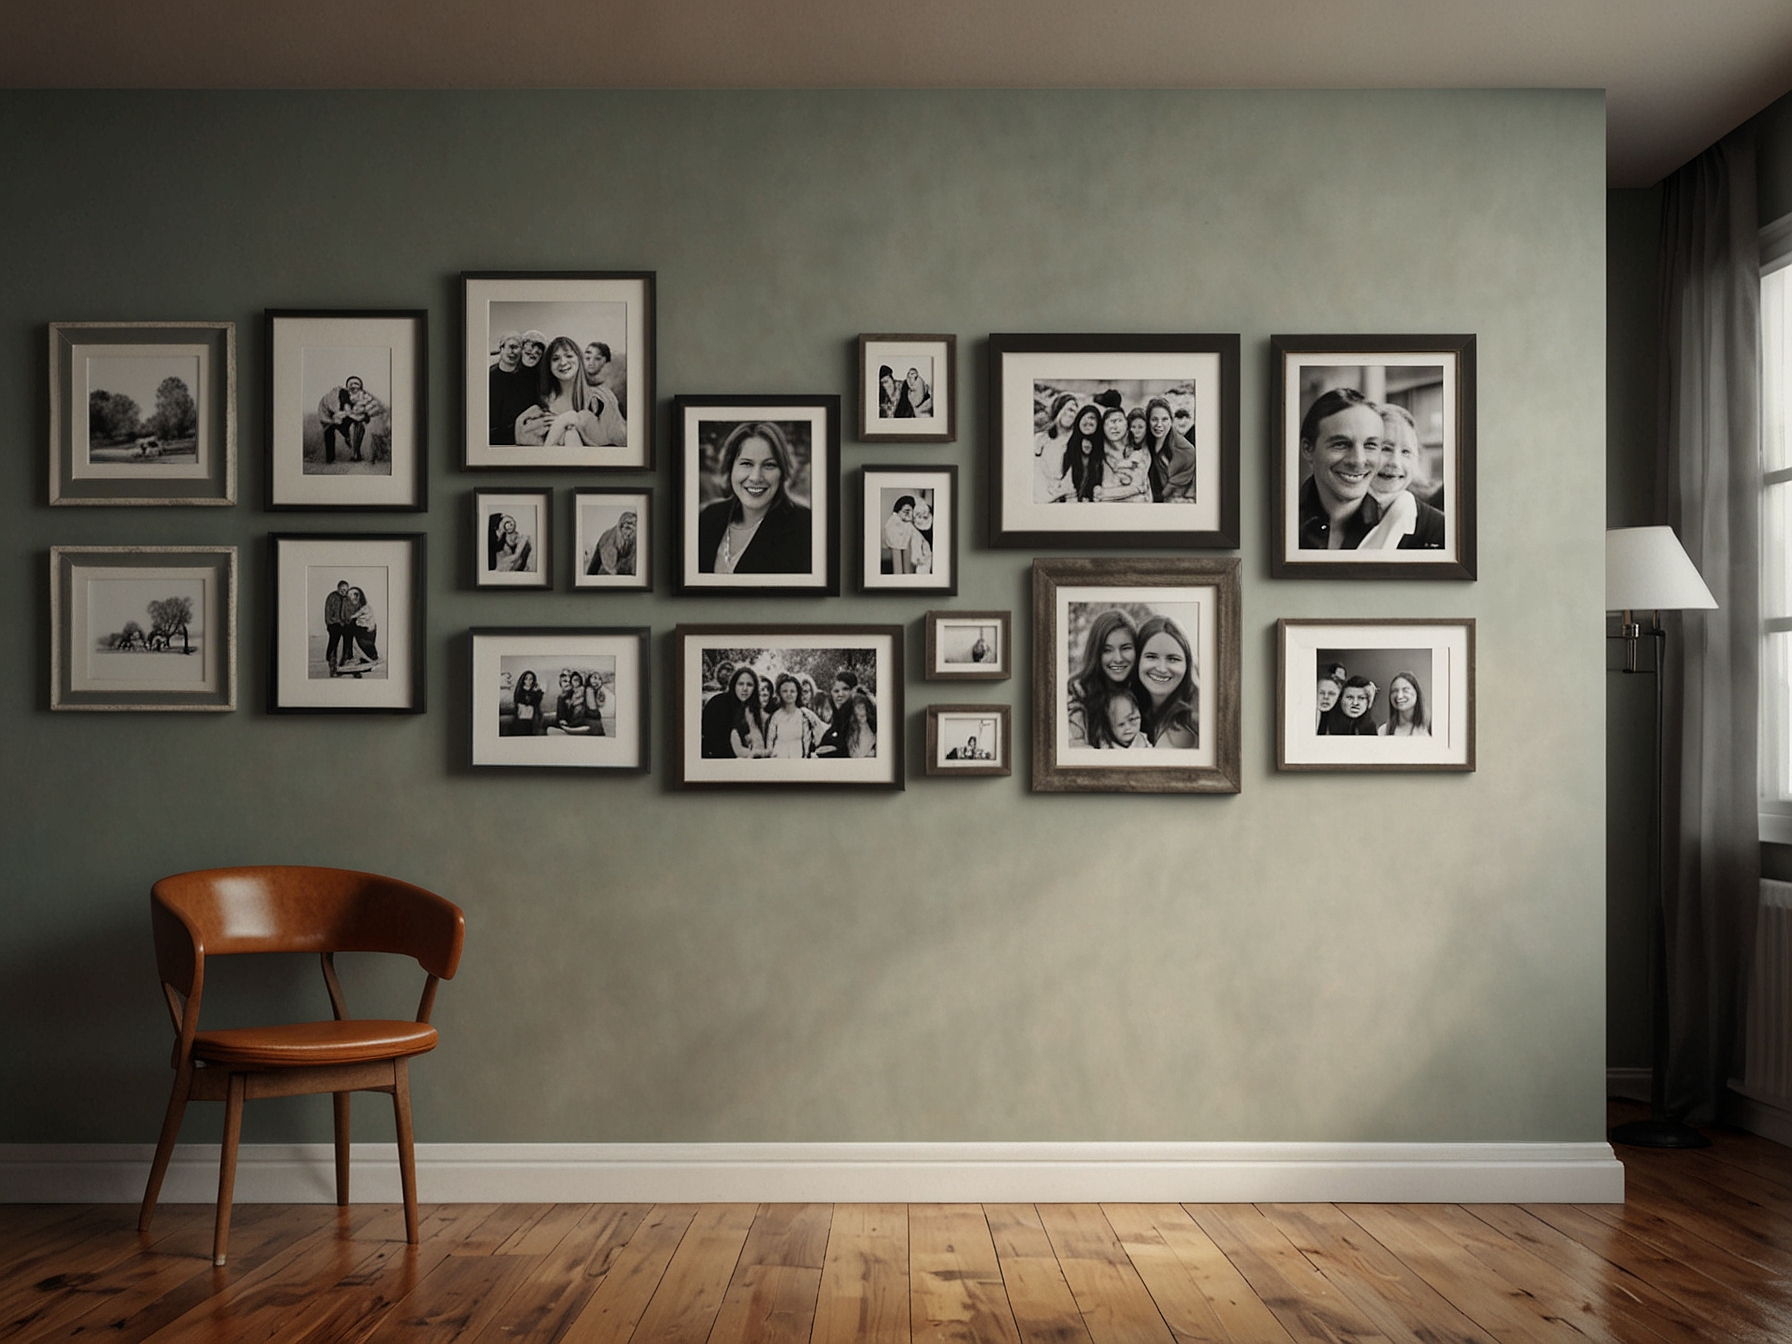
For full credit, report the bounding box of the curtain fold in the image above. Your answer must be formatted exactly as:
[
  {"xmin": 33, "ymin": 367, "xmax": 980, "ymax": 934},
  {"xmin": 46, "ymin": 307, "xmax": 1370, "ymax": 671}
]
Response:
[{"xmin": 1655, "ymin": 130, "xmax": 1762, "ymax": 1125}]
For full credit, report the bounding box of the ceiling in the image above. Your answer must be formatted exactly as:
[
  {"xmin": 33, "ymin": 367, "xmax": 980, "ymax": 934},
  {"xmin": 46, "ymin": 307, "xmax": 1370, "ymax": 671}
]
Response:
[{"xmin": 6, "ymin": 0, "xmax": 1791, "ymax": 186}]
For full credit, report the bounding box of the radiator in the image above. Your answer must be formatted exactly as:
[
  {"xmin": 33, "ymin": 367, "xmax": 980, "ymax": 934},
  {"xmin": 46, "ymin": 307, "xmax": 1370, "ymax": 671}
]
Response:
[{"xmin": 1743, "ymin": 880, "xmax": 1792, "ymax": 1105}]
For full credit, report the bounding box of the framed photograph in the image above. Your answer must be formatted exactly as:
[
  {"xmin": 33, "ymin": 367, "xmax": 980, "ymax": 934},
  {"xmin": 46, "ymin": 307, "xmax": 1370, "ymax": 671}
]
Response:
[
  {"xmin": 474, "ymin": 489, "xmax": 552, "ymax": 589},
  {"xmin": 926, "ymin": 705, "xmax": 1011, "ymax": 778},
  {"xmin": 270, "ymin": 533, "xmax": 425, "ymax": 714},
  {"xmin": 859, "ymin": 465, "xmax": 956, "ymax": 594},
  {"xmin": 49, "ymin": 322, "xmax": 235, "ymax": 505},
  {"xmin": 674, "ymin": 395, "xmax": 840, "ymax": 596},
  {"xmin": 463, "ymin": 272, "xmax": 654, "ymax": 470},
  {"xmin": 1032, "ymin": 557, "xmax": 1241, "ymax": 794},
  {"xmin": 573, "ymin": 488, "xmax": 651, "ymax": 590},
  {"xmin": 674, "ymin": 625, "xmax": 903, "ymax": 789},
  {"xmin": 1278, "ymin": 619, "xmax": 1475, "ymax": 771},
  {"xmin": 50, "ymin": 546, "xmax": 236, "ymax": 711},
  {"xmin": 1271, "ymin": 334, "xmax": 1476, "ymax": 580},
  {"xmin": 925, "ymin": 610, "xmax": 1011, "ymax": 681},
  {"xmin": 858, "ymin": 334, "xmax": 955, "ymax": 442},
  {"xmin": 266, "ymin": 310, "xmax": 426, "ymax": 511},
  {"xmin": 989, "ymin": 333, "xmax": 1239, "ymax": 549},
  {"xmin": 470, "ymin": 628, "xmax": 649, "ymax": 770}
]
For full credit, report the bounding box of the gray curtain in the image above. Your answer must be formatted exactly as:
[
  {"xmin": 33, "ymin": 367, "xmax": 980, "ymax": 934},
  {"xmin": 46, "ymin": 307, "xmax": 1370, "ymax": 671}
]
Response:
[{"xmin": 1655, "ymin": 130, "xmax": 1761, "ymax": 1125}]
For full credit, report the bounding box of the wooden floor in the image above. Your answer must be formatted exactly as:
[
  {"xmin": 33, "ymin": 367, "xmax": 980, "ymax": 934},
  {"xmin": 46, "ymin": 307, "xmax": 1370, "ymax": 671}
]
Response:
[{"xmin": 7, "ymin": 1102, "xmax": 1792, "ymax": 1343}]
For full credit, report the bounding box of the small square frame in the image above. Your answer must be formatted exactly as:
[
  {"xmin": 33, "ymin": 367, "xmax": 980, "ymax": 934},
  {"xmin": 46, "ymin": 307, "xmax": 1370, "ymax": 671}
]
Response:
[
  {"xmin": 266, "ymin": 309, "xmax": 427, "ymax": 511},
  {"xmin": 470, "ymin": 627, "xmax": 650, "ymax": 770},
  {"xmin": 50, "ymin": 545, "xmax": 237, "ymax": 711},
  {"xmin": 674, "ymin": 624, "xmax": 903, "ymax": 789},
  {"xmin": 49, "ymin": 321, "xmax": 236, "ymax": 505},
  {"xmin": 573, "ymin": 488, "xmax": 652, "ymax": 590},
  {"xmin": 1271, "ymin": 334, "xmax": 1476, "ymax": 580},
  {"xmin": 270, "ymin": 533, "xmax": 426, "ymax": 714},
  {"xmin": 858, "ymin": 334, "xmax": 956, "ymax": 442},
  {"xmin": 926, "ymin": 704, "xmax": 1012, "ymax": 777},
  {"xmin": 925, "ymin": 610, "xmax": 1011, "ymax": 681},
  {"xmin": 1277, "ymin": 618, "xmax": 1476, "ymax": 771},
  {"xmin": 463, "ymin": 271, "xmax": 655, "ymax": 470},
  {"xmin": 474, "ymin": 489, "xmax": 553, "ymax": 589},
  {"xmin": 859, "ymin": 464, "xmax": 957, "ymax": 594}
]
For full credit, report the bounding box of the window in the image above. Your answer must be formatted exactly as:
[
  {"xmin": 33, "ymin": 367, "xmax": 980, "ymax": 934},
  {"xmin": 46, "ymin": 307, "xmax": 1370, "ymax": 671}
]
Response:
[{"xmin": 1760, "ymin": 215, "xmax": 1792, "ymax": 840}]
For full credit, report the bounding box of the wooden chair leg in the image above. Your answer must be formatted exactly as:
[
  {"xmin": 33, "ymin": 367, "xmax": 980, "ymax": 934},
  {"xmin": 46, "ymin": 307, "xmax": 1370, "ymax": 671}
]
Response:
[
  {"xmin": 213, "ymin": 1072, "xmax": 246, "ymax": 1267},
  {"xmin": 139, "ymin": 1061, "xmax": 194, "ymax": 1233},
  {"xmin": 392, "ymin": 1060, "xmax": 419, "ymax": 1244},
  {"xmin": 333, "ymin": 1092, "xmax": 352, "ymax": 1206}
]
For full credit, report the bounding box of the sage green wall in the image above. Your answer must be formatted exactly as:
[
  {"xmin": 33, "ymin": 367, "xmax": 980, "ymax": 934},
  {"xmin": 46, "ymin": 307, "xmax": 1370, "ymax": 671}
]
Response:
[{"xmin": 0, "ymin": 89, "xmax": 1607, "ymax": 1146}]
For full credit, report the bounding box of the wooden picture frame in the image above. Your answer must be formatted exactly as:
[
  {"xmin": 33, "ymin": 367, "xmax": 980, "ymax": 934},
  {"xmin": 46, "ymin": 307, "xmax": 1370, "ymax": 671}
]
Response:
[
  {"xmin": 926, "ymin": 704, "xmax": 1012, "ymax": 777},
  {"xmin": 924, "ymin": 610, "xmax": 1011, "ymax": 681},
  {"xmin": 1032, "ymin": 557, "xmax": 1241, "ymax": 794}
]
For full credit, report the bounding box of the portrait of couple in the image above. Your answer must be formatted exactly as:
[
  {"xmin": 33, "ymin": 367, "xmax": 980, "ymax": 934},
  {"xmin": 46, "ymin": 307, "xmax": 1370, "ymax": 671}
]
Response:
[{"xmin": 317, "ymin": 579, "xmax": 382, "ymax": 679}]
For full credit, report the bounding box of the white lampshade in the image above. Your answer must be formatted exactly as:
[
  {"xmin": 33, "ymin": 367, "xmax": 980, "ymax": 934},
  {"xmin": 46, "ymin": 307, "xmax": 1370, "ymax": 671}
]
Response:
[{"xmin": 1606, "ymin": 526, "xmax": 1718, "ymax": 612}]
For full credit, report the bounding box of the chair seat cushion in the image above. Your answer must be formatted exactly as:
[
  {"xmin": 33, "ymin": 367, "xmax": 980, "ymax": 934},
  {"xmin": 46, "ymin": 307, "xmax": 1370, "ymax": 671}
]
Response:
[{"xmin": 192, "ymin": 1019, "xmax": 438, "ymax": 1068}]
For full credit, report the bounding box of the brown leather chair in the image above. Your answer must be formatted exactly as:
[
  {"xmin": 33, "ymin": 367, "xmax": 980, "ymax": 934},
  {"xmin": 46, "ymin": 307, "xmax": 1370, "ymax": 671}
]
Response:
[{"xmin": 138, "ymin": 866, "xmax": 465, "ymax": 1265}]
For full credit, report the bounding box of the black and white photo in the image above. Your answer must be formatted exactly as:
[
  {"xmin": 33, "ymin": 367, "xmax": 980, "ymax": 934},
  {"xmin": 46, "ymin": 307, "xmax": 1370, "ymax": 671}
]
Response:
[
  {"xmin": 474, "ymin": 490, "xmax": 551, "ymax": 589},
  {"xmin": 463, "ymin": 273, "xmax": 654, "ymax": 470},
  {"xmin": 675, "ymin": 625, "xmax": 902, "ymax": 788},
  {"xmin": 471, "ymin": 628, "xmax": 649, "ymax": 769},
  {"xmin": 926, "ymin": 610, "xmax": 1011, "ymax": 681},
  {"xmin": 50, "ymin": 322, "xmax": 235, "ymax": 505},
  {"xmin": 1278, "ymin": 619, "xmax": 1475, "ymax": 770},
  {"xmin": 674, "ymin": 395, "xmax": 839, "ymax": 595},
  {"xmin": 271, "ymin": 534, "xmax": 424, "ymax": 713},
  {"xmin": 858, "ymin": 334, "xmax": 955, "ymax": 442},
  {"xmin": 51, "ymin": 546, "xmax": 236, "ymax": 711},
  {"xmin": 573, "ymin": 488, "xmax": 651, "ymax": 590},
  {"xmin": 1033, "ymin": 558, "xmax": 1240, "ymax": 793},
  {"xmin": 267, "ymin": 311, "xmax": 426, "ymax": 510},
  {"xmin": 926, "ymin": 705, "xmax": 1011, "ymax": 777},
  {"xmin": 1272, "ymin": 335, "xmax": 1476, "ymax": 579},
  {"xmin": 860, "ymin": 465, "xmax": 956, "ymax": 594},
  {"xmin": 990, "ymin": 334, "xmax": 1238, "ymax": 548}
]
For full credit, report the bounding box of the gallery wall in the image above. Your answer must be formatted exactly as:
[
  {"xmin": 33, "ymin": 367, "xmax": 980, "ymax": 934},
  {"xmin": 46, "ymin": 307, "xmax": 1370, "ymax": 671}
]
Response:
[{"xmin": 0, "ymin": 89, "xmax": 1607, "ymax": 1146}]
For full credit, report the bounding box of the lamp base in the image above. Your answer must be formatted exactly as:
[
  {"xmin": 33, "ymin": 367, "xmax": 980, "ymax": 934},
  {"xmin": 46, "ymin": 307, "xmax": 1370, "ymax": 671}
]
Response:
[{"xmin": 1610, "ymin": 1117, "xmax": 1711, "ymax": 1149}]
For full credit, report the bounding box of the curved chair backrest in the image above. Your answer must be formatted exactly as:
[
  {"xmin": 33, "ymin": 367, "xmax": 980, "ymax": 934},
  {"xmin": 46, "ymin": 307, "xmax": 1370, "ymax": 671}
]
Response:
[{"xmin": 151, "ymin": 866, "xmax": 465, "ymax": 997}]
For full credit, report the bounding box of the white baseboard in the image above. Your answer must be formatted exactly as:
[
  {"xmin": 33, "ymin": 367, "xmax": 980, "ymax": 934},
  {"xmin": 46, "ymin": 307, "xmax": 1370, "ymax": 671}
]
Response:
[
  {"xmin": 0, "ymin": 1140, "xmax": 1624, "ymax": 1205},
  {"xmin": 1607, "ymin": 1067, "xmax": 1653, "ymax": 1103}
]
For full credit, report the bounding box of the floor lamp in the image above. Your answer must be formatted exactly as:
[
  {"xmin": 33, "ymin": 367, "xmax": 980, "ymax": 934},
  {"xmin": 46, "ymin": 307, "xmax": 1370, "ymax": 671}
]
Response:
[{"xmin": 1606, "ymin": 525, "xmax": 1718, "ymax": 1149}]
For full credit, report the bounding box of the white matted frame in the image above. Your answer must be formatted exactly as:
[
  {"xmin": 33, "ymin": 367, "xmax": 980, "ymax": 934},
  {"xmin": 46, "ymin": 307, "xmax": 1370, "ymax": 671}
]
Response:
[
  {"xmin": 859, "ymin": 465, "xmax": 956, "ymax": 594},
  {"xmin": 463, "ymin": 272, "xmax": 654, "ymax": 470},
  {"xmin": 266, "ymin": 310, "xmax": 426, "ymax": 511},
  {"xmin": 990, "ymin": 334, "xmax": 1239, "ymax": 549},
  {"xmin": 926, "ymin": 704, "xmax": 1011, "ymax": 777},
  {"xmin": 269, "ymin": 533, "xmax": 425, "ymax": 714},
  {"xmin": 474, "ymin": 489, "xmax": 552, "ymax": 589},
  {"xmin": 858, "ymin": 334, "xmax": 955, "ymax": 442},
  {"xmin": 925, "ymin": 610, "xmax": 1011, "ymax": 681},
  {"xmin": 1032, "ymin": 558, "xmax": 1241, "ymax": 794},
  {"xmin": 470, "ymin": 627, "xmax": 650, "ymax": 770},
  {"xmin": 572, "ymin": 488, "xmax": 651, "ymax": 590},
  {"xmin": 674, "ymin": 624, "xmax": 903, "ymax": 789},
  {"xmin": 1277, "ymin": 618, "xmax": 1475, "ymax": 771},
  {"xmin": 50, "ymin": 546, "xmax": 237, "ymax": 711},
  {"xmin": 49, "ymin": 322, "xmax": 235, "ymax": 505}
]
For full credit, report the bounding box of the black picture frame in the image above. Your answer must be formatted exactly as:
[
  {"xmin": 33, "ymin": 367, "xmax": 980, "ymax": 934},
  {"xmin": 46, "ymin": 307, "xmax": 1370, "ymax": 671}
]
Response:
[
  {"xmin": 469, "ymin": 627, "xmax": 651, "ymax": 770},
  {"xmin": 673, "ymin": 394, "xmax": 841, "ymax": 597},
  {"xmin": 473, "ymin": 488, "xmax": 553, "ymax": 590},
  {"xmin": 857, "ymin": 334, "xmax": 956, "ymax": 442},
  {"xmin": 1270, "ymin": 334, "xmax": 1477, "ymax": 580},
  {"xmin": 265, "ymin": 309, "xmax": 428, "ymax": 511},
  {"xmin": 858, "ymin": 464, "xmax": 957, "ymax": 595},
  {"xmin": 988, "ymin": 333, "xmax": 1240, "ymax": 549},
  {"xmin": 269, "ymin": 532, "xmax": 427, "ymax": 714},
  {"xmin": 572, "ymin": 488, "xmax": 652, "ymax": 591}
]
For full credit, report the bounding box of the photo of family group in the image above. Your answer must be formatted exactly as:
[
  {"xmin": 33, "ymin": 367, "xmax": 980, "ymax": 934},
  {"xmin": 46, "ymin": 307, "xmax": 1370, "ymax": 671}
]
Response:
[
  {"xmin": 300, "ymin": 346, "xmax": 391, "ymax": 475},
  {"xmin": 1033, "ymin": 379, "xmax": 1197, "ymax": 505},
  {"xmin": 306, "ymin": 569, "xmax": 388, "ymax": 680},
  {"xmin": 82, "ymin": 350, "xmax": 204, "ymax": 473},
  {"xmin": 497, "ymin": 656, "xmax": 615, "ymax": 736},
  {"xmin": 1312, "ymin": 647, "xmax": 1434, "ymax": 737},
  {"xmin": 470, "ymin": 629, "xmax": 647, "ymax": 769},
  {"xmin": 1061, "ymin": 600, "xmax": 1202, "ymax": 753}
]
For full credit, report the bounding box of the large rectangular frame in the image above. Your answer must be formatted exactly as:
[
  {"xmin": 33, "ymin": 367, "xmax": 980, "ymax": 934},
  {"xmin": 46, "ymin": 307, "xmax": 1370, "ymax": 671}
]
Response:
[
  {"xmin": 1271, "ymin": 334, "xmax": 1477, "ymax": 580},
  {"xmin": 50, "ymin": 321, "xmax": 236, "ymax": 505},
  {"xmin": 674, "ymin": 624, "xmax": 903, "ymax": 790},
  {"xmin": 51, "ymin": 545, "xmax": 237, "ymax": 711},
  {"xmin": 470, "ymin": 627, "xmax": 650, "ymax": 770},
  {"xmin": 1032, "ymin": 557, "xmax": 1241, "ymax": 794},
  {"xmin": 269, "ymin": 532, "xmax": 426, "ymax": 714},
  {"xmin": 990, "ymin": 333, "xmax": 1239, "ymax": 549}
]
